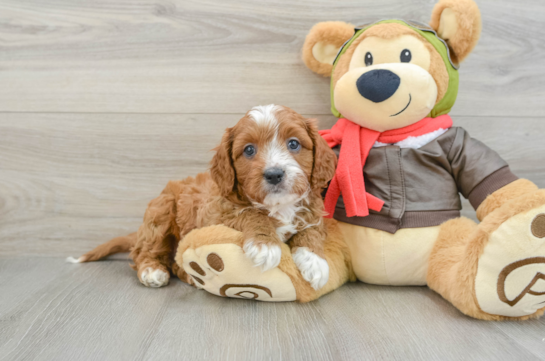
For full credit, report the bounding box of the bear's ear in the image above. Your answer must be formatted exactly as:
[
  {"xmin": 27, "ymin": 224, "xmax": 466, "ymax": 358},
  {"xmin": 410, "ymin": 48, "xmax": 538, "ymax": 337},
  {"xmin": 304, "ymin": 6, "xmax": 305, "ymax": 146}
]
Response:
[
  {"xmin": 302, "ymin": 21, "xmax": 354, "ymax": 77},
  {"xmin": 430, "ymin": 0, "xmax": 482, "ymax": 64}
]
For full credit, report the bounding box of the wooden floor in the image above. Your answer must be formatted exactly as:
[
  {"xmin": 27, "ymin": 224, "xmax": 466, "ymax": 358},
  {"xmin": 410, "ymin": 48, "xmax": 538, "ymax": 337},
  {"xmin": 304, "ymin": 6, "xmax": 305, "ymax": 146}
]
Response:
[{"xmin": 1, "ymin": 0, "xmax": 545, "ymax": 359}]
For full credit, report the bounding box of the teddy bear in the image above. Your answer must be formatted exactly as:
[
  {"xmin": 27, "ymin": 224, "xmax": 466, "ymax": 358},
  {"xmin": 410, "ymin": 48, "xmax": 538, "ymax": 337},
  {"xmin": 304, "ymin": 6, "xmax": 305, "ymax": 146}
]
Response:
[
  {"xmin": 172, "ymin": 0, "xmax": 545, "ymax": 321},
  {"xmin": 298, "ymin": 0, "xmax": 545, "ymax": 320}
]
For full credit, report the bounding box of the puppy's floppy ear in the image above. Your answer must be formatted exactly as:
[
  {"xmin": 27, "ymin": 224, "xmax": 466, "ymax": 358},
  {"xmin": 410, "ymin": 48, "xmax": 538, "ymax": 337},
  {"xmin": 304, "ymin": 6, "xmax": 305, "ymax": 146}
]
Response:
[
  {"xmin": 302, "ymin": 21, "xmax": 354, "ymax": 77},
  {"xmin": 430, "ymin": 0, "xmax": 482, "ymax": 63},
  {"xmin": 210, "ymin": 128, "xmax": 236, "ymax": 197},
  {"xmin": 306, "ymin": 118, "xmax": 337, "ymax": 190}
]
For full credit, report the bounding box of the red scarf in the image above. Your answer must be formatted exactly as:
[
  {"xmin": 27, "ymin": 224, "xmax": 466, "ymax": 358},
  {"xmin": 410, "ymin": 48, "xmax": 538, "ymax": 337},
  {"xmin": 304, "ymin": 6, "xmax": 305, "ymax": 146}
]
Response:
[{"xmin": 319, "ymin": 115, "xmax": 453, "ymax": 218}]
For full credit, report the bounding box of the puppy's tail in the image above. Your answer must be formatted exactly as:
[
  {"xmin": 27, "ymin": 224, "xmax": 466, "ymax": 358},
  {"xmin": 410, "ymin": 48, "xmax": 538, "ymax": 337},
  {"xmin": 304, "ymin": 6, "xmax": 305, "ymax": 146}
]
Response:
[{"xmin": 66, "ymin": 232, "xmax": 137, "ymax": 263}]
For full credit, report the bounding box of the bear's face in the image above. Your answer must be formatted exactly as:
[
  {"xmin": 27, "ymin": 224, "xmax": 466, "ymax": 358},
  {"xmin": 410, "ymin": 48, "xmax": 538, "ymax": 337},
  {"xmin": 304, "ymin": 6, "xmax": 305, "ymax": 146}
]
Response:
[
  {"xmin": 303, "ymin": 0, "xmax": 482, "ymax": 132},
  {"xmin": 331, "ymin": 24, "xmax": 447, "ymax": 131}
]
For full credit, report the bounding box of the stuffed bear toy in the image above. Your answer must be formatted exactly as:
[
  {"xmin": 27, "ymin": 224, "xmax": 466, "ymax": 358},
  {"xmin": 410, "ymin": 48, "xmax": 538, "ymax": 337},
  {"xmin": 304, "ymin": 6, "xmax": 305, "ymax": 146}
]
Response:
[{"xmin": 174, "ymin": 0, "xmax": 545, "ymax": 321}]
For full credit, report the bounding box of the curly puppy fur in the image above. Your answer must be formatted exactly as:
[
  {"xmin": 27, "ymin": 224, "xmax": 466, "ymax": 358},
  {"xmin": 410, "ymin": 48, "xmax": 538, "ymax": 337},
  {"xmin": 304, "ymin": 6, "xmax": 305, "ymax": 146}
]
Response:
[{"xmin": 80, "ymin": 105, "xmax": 337, "ymax": 289}]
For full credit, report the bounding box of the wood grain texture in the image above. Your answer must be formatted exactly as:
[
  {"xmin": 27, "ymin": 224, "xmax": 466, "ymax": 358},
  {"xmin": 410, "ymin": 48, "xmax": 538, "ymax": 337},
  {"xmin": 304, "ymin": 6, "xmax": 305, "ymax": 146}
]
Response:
[
  {"xmin": 0, "ymin": 258, "xmax": 544, "ymax": 361},
  {"xmin": 0, "ymin": 0, "xmax": 544, "ymax": 116},
  {"xmin": 2, "ymin": 113, "xmax": 545, "ymax": 256},
  {"xmin": 1, "ymin": 0, "xmax": 545, "ymax": 359}
]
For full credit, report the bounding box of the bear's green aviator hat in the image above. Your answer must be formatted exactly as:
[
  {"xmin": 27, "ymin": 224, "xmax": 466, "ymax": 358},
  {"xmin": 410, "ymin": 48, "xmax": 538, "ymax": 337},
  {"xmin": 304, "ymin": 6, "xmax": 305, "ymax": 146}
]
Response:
[{"xmin": 330, "ymin": 19, "xmax": 459, "ymax": 119}]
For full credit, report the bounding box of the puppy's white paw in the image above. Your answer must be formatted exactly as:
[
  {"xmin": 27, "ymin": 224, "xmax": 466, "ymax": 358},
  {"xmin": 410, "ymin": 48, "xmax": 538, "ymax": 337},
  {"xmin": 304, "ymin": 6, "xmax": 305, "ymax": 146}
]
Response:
[
  {"xmin": 243, "ymin": 240, "xmax": 282, "ymax": 272},
  {"xmin": 292, "ymin": 247, "xmax": 329, "ymax": 290},
  {"xmin": 140, "ymin": 267, "xmax": 170, "ymax": 288},
  {"xmin": 66, "ymin": 256, "xmax": 83, "ymax": 264}
]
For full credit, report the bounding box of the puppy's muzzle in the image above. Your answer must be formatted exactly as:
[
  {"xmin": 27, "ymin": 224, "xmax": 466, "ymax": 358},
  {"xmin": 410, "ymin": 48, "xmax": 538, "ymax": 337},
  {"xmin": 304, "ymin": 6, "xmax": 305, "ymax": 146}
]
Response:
[
  {"xmin": 356, "ymin": 69, "xmax": 401, "ymax": 103},
  {"xmin": 264, "ymin": 168, "xmax": 285, "ymax": 185}
]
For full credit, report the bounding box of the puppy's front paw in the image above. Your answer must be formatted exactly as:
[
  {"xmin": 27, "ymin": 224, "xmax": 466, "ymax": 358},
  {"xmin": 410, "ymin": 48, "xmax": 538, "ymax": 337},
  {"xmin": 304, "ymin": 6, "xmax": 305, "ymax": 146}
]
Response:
[
  {"xmin": 292, "ymin": 247, "xmax": 329, "ymax": 290},
  {"xmin": 243, "ymin": 239, "xmax": 282, "ymax": 272},
  {"xmin": 139, "ymin": 267, "xmax": 170, "ymax": 288}
]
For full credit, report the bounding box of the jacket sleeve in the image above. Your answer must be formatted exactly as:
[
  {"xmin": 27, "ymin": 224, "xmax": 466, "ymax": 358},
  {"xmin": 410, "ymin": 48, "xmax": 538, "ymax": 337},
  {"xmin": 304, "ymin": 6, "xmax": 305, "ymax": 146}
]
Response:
[{"xmin": 447, "ymin": 128, "xmax": 519, "ymax": 210}]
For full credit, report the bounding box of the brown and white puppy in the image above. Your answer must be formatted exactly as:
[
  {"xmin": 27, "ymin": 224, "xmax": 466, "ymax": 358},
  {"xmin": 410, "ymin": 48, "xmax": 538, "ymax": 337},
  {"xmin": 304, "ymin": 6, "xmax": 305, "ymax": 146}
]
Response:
[{"xmin": 73, "ymin": 105, "xmax": 337, "ymax": 290}]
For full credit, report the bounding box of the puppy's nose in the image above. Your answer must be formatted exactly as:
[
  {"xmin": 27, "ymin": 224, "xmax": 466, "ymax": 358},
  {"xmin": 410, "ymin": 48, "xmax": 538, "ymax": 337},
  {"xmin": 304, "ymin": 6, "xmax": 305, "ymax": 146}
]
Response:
[
  {"xmin": 356, "ymin": 69, "xmax": 400, "ymax": 103},
  {"xmin": 264, "ymin": 168, "xmax": 285, "ymax": 185}
]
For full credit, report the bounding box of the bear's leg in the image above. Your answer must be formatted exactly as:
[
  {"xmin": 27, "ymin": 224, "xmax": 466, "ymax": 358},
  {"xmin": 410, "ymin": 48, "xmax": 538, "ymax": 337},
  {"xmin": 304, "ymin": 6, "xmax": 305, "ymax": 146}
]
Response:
[
  {"xmin": 427, "ymin": 217, "xmax": 484, "ymax": 318},
  {"xmin": 471, "ymin": 191, "xmax": 545, "ymax": 320},
  {"xmin": 429, "ymin": 192, "xmax": 545, "ymax": 320},
  {"xmin": 175, "ymin": 219, "xmax": 354, "ymax": 302}
]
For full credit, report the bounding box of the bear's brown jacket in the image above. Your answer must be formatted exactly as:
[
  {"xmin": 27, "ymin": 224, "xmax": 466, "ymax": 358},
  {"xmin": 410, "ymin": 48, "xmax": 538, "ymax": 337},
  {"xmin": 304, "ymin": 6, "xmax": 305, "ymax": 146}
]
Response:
[{"xmin": 332, "ymin": 127, "xmax": 518, "ymax": 233}]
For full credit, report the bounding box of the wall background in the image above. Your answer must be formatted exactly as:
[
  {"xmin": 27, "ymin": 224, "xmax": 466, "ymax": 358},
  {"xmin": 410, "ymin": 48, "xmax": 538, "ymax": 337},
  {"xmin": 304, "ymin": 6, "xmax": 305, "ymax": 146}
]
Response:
[{"xmin": 1, "ymin": 0, "xmax": 544, "ymax": 256}]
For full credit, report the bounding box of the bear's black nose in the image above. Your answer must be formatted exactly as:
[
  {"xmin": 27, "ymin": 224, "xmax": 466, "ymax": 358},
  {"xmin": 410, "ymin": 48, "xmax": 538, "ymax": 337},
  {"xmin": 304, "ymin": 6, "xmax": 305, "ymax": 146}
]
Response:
[
  {"xmin": 356, "ymin": 69, "xmax": 401, "ymax": 103},
  {"xmin": 264, "ymin": 168, "xmax": 285, "ymax": 185}
]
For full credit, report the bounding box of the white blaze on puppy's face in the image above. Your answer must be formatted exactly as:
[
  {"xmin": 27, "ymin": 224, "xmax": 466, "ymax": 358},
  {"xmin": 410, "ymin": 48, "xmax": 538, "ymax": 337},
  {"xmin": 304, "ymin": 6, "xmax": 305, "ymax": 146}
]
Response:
[
  {"xmin": 261, "ymin": 134, "xmax": 307, "ymax": 206},
  {"xmin": 250, "ymin": 105, "xmax": 300, "ymax": 199},
  {"xmin": 248, "ymin": 104, "xmax": 281, "ymax": 128}
]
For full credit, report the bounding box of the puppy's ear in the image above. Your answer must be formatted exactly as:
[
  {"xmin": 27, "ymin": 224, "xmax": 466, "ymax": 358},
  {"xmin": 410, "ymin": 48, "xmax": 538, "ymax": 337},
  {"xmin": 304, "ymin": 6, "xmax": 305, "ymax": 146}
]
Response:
[
  {"xmin": 302, "ymin": 21, "xmax": 354, "ymax": 77},
  {"xmin": 430, "ymin": 0, "xmax": 482, "ymax": 63},
  {"xmin": 210, "ymin": 128, "xmax": 236, "ymax": 197},
  {"xmin": 306, "ymin": 119, "xmax": 337, "ymax": 190}
]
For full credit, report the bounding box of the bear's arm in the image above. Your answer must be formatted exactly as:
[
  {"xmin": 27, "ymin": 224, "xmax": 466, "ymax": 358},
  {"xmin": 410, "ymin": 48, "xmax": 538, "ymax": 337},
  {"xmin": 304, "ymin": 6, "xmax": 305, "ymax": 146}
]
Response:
[{"xmin": 446, "ymin": 127, "xmax": 532, "ymax": 220}]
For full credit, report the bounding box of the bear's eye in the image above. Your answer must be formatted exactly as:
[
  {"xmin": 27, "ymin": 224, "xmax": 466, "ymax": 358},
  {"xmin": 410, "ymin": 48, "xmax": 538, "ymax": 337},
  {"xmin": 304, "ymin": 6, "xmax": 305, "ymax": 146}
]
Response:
[
  {"xmin": 364, "ymin": 52, "xmax": 373, "ymax": 66},
  {"xmin": 400, "ymin": 49, "xmax": 412, "ymax": 63}
]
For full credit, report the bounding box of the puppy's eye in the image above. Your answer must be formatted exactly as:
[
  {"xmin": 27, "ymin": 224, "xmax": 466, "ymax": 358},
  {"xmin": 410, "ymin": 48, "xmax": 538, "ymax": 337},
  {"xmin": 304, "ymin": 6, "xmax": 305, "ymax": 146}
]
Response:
[
  {"xmin": 243, "ymin": 145, "xmax": 256, "ymax": 158},
  {"xmin": 400, "ymin": 49, "xmax": 412, "ymax": 63},
  {"xmin": 365, "ymin": 52, "xmax": 373, "ymax": 66},
  {"xmin": 287, "ymin": 139, "xmax": 301, "ymax": 152}
]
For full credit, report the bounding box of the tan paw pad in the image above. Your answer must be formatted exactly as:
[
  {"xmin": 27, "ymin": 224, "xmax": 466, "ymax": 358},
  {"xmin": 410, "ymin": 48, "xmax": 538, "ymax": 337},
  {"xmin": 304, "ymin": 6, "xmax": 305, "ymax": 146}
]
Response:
[
  {"xmin": 475, "ymin": 206, "xmax": 545, "ymax": 317},
  {"xmin": 181, "ymin": 243, "xmax": 296, "ymax": 302}
]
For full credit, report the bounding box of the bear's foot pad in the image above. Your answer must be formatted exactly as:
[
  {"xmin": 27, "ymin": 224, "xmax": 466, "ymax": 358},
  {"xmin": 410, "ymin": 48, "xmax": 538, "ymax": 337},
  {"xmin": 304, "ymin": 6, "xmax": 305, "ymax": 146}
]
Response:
[
  {"xmin": 181, "ymin": 243, "xmax": 297, "ymax": 302},
  {"xmin": 476, "ymin": 205, "xmax": 545, "ymax": 317}
]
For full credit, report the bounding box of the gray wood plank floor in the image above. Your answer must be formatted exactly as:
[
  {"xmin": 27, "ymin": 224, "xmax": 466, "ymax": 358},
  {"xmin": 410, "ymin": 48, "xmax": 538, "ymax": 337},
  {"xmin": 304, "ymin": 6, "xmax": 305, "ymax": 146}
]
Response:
[
  {"xmin": 1, "ymin": 0, "xmax": 545, "ymax": 359},
  {"xmin": 1, "ymin": 257, "xmax": 544, "ymax": 361}
]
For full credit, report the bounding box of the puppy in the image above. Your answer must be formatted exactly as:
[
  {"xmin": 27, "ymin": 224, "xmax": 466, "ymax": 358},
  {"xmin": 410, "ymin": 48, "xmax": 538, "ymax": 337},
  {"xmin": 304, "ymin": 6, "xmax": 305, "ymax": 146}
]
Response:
[{"xmin": 72, "ymin": 105, "xmax": 337, "ymax": 290}]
